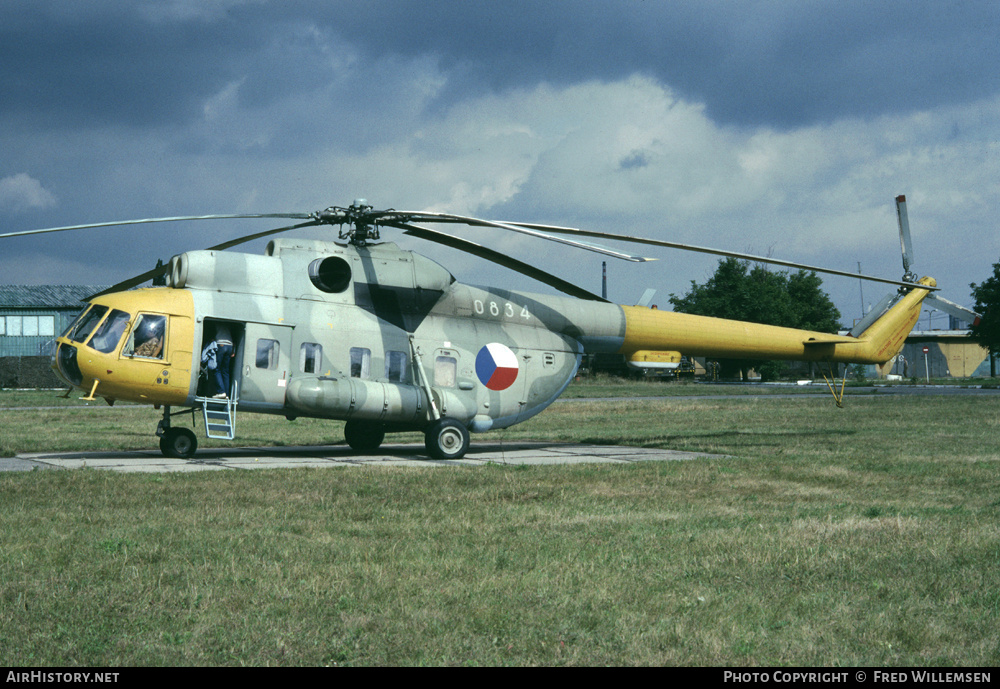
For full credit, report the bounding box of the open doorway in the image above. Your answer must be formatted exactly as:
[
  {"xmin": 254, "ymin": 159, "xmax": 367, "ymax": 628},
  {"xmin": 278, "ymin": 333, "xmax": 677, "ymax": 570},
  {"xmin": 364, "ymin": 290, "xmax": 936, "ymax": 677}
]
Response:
[{"xmin": 199, "ymin": 319, "xmax": 245, "ymax": 399}]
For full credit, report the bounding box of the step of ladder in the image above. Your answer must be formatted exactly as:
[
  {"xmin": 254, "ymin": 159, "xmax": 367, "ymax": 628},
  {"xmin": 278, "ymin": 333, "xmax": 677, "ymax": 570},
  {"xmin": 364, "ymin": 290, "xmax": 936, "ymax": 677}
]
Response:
[{"xmin": 200, "ymin": 396, "xmax": 236, "ymax": 440}]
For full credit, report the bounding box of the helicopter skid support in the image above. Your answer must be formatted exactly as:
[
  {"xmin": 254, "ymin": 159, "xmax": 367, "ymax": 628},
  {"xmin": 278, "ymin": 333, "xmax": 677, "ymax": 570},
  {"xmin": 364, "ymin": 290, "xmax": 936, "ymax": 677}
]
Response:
[
  {"xmin": 820, "ymin": 365, "xmax": 848, "ymax": 408},
  {"xmin": 80, "ymin": 379, "xmax": 100, "ymax": 401}
]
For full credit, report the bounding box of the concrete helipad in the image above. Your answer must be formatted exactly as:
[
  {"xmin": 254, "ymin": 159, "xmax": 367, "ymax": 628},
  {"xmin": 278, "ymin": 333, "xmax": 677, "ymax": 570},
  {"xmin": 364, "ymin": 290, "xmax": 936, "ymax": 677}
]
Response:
[{"xmin": 11, "ymin": 442, "xmax": 719, "ymax": 473}]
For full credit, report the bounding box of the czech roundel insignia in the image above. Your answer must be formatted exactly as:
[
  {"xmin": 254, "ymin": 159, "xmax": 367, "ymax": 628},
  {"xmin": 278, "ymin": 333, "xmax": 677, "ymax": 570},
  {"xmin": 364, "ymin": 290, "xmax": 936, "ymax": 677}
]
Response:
[{"xmin": 475, "ymin": 343, "xmax": 519, "ymax": 391}]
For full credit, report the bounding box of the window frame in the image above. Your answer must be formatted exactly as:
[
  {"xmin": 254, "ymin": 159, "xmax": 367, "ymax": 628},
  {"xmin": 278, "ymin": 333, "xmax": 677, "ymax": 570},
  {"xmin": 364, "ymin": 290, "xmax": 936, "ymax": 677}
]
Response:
[
  {"xmin": 122, "ymin": 313, "xmax": 168, "ymax": 360},
  {"xmin": 350, "ymin": 347, "xmax": 371, "ymax": 379},
  {"xmin": 434, "ymin": 355, "xmax": 457, "ymax": 388},
  {"xmin": 299, "ymin": 342, "xmax": 323, "ymax": 374},
  {"xmin": 255, "ymin": 338, "xmax": 280, "ymax": 370},
  {"xmin": 385, "ymin": 350, "xmax": 408, "ymax": 383},
  {"xmin": 88, "ymin": 309, "xmax": 133, "ymax": 354}
]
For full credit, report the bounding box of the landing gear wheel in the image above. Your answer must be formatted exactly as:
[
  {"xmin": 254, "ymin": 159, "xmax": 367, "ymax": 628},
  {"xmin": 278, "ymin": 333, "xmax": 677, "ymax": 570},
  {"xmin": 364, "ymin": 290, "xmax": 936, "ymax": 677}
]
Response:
[
  {"xmin": 159, "ymin": 427, "xmax": 198, "ymax": 459},
  {"xmin": 424, "ymin": 417, "xmax": 470, "ymax": 460},
  {"xmin": 344, "ymin": 420, "xmax": 386, "ymax": 453}
]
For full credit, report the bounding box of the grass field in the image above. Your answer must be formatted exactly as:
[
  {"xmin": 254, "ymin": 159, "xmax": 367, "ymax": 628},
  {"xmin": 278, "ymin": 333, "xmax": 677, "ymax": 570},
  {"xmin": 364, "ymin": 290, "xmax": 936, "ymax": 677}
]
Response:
[{"xmin": 1, "ymin": 380, "xmax": 998, "ymax": 666}]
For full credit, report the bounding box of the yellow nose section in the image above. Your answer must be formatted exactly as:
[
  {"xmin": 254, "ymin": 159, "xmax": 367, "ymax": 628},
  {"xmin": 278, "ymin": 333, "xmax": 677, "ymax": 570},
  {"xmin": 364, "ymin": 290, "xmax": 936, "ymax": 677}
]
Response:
[{"xmin": 64, "ymin": 288, "xmax": 195, "ymax": 405}]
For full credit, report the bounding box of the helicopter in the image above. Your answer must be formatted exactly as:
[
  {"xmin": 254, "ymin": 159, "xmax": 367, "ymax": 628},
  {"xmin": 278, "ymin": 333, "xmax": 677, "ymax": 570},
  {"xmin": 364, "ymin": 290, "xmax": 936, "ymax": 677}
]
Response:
[{"xmin": 0, "ymin": 195, "xmax": 977, "ymax": 460}]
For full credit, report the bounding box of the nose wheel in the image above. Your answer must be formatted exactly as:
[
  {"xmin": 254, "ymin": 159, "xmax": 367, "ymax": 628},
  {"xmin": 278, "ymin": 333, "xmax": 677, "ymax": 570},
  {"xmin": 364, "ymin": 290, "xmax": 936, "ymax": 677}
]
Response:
[
  {"xmin": 159, "ymin": 427, "xmax": 198, "ymax": 459},
  {"xmin": 424, "ymin": 417, "xmax": 470, "ymax": 460}
]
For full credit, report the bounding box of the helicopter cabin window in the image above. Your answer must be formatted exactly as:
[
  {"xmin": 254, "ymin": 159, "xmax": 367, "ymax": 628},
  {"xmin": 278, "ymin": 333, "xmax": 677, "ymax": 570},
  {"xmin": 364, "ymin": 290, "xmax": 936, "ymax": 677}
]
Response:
[
  {"xmin": 300, "ymin": 342, "xmax": 323, "ymax": 374},
  {"xmin": 434, "ymin": 355, "xmax": 457, "ymax": 388},
  {"xmin": 350, "ymin": 347, "xmax": 371, "ymax": 378},
  {"xmin": 256, "ymin": 339, "xmax": 280, "ymax": 370},
  {"xmin": 88, "ymin": 309, "xmax": 132, "ymax": 354},
  {"xmin": 123, "ymin": 314, "xmax": 167, "ymax": 359},
  {"xmin": 69, "ymin": 305, "xmax": 109, "ymax": 343},
  {"xmin": 385, "ymin": 350, "xmax": 407, "ymax": 382}
]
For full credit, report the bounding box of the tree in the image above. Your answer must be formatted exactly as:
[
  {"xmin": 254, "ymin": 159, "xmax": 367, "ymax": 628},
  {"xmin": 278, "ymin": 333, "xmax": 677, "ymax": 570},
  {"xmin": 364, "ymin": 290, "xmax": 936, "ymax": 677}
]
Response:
[
  {"xmin": 969, "ymin": 261, "xmax": 1000, "ymax": 377},
  {"xmin": 786, "ymin": 270, "xmax": 842, "ymax": 333},
  {"xmin": 669, "ymin": 258, "xmax": 841, "ymax": 380}
]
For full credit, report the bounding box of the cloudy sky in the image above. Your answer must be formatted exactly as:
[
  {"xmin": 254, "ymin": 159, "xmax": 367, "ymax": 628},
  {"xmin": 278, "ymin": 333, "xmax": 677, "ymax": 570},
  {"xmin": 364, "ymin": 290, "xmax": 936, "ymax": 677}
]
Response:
[{"xmin": 2, "ymin": 0, "xmax": 998, "ymax": 328}]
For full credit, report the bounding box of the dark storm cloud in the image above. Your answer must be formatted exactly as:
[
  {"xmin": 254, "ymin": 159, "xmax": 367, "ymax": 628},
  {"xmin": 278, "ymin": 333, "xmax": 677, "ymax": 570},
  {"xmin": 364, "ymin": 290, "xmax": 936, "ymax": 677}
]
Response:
[
  {"xmin": 5, "ymin": 1, "xmax": 998, "ymax": 136},
  {"xmin": 279, "ymin": 0, "xmax": 1000, "ymax": 127},
  {"xmin": 2, "ymin": 6, "xmax": 231, "ymax": 128}
]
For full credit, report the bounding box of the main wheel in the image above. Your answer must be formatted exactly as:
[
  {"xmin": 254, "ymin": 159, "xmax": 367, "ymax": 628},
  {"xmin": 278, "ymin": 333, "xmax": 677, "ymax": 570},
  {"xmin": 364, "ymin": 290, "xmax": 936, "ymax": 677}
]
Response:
[
  {"xmin": 159, "ymin": 427, "xmax": 198, "ymax": 459},
  {"xmin": 344, "ymin": 420, "xmax": 386, "ymax": 452},
  {"xmin": 424, "ymin": 417, "xmax": 470, "ymax": 460}
]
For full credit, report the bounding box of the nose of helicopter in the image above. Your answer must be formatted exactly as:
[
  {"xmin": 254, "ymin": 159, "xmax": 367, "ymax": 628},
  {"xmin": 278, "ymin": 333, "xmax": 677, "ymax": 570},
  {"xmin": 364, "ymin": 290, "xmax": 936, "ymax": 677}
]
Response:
[
  {"xmin": 50, "ymin": 287, "xmax": 196, "ymax": 404},
  {"xmin": 53, "ymin": 340, "xmax": 84, "ymax": 387}
]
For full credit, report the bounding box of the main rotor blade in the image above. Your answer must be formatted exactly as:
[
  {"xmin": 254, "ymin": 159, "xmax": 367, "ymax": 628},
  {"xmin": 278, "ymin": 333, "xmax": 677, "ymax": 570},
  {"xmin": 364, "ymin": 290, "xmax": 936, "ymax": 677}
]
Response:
[
  {"xmin": 87, "ymin": 219, "xmax": 322, "ymax": 299},
  {"xmin": 206, "ymin": 219, "xmax": 323, "ymax": 251},
  {"xmin": 399, "ymin": 223, "xmax": 608, "ymax": 302},
  {"xmin": 379, "ymin": 211, "xmax": 655, "ymax": 263},
  {"xmin": 376, "ymin": 209, "xmax": 933, "ymax": 291},
  {"xmin": 0, "ymin": 213, "xmax": 313, "ymax": 239},
  {"xmin": 87, "ymin": 264, "xmax": 171, "ymax": 300},
  {"xmin": 496, "ymin": 223, "xmax": 938, "ymax": 291}
]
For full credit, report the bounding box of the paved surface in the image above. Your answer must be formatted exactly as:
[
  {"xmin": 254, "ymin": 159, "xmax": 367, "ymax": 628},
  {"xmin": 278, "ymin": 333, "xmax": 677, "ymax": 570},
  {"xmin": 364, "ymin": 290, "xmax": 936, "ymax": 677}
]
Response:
[
  {"xmin": 8, "ymin": 384, "xmax": 988, "ymax": 474},
  {"xmin": 0, "ymin": 456, "xmax": 58, "ymax": 472},
  {"xmin": 8, "ymin": 443, "xmax": 718, "ymax": 473}
]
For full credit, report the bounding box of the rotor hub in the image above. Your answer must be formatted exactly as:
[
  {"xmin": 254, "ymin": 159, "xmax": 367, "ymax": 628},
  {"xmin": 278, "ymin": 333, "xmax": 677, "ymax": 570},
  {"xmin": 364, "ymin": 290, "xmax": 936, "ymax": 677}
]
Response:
[{"xmin": 313, "ymin": 200, "xmax": 388, "ymax": 246}]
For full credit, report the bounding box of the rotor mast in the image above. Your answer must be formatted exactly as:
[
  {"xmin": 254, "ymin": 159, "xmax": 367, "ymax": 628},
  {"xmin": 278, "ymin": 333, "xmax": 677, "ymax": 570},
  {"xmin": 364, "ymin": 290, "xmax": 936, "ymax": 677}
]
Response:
[{"xmin": 314, "ymin": 198, "xmax": 385, "ymax": 246}]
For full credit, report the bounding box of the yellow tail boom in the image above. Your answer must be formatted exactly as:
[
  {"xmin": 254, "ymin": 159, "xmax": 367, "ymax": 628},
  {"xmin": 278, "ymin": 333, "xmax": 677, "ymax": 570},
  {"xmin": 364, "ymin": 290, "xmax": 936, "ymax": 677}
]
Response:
[{"xmin": 619, "ymin": 277, "xmax": 935, "ymax": 366}]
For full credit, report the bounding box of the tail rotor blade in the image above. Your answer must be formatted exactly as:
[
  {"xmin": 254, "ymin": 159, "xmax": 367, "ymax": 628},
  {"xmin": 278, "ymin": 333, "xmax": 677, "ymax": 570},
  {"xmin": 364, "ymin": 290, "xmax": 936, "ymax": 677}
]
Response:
[
  {"xmin": 895, "ymin": 195, "xmax": 916, "ymax": 280},
  {"xmin": 925, "ymin": 293, "xmax": 981, "ymax": 327}
]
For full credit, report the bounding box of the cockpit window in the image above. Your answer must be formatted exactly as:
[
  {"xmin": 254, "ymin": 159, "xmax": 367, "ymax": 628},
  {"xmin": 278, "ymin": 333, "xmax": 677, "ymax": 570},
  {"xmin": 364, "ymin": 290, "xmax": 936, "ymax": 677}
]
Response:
[
  {"xmin": 60, "ymin": 309, "xmax": 86, "ymax": 338},
  {"xmin": 69, "ymin": 305, "xmax": 108, "ymax": 343},
  {"xmin": 88, "ymin": 309, "xmax": 132, "ymax": 353},
  {"xmin": 123, "ymin": 314, "xmax": 167, "ymax": 359}
]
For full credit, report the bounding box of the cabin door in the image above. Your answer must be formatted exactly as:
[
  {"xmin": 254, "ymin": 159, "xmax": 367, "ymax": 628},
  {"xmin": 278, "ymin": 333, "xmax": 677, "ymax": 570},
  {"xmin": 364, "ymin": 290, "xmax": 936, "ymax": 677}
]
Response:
[{"xmin": 238, "ymin": 322, "xmax": 293, "ymax": 410}]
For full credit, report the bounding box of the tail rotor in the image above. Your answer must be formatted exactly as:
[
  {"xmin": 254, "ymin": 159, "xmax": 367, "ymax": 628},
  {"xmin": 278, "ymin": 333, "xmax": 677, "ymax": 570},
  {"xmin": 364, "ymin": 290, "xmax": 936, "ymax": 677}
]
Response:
[{"xmin": 894, "ymin": 194, "xmax": 980, "ymax": 327}]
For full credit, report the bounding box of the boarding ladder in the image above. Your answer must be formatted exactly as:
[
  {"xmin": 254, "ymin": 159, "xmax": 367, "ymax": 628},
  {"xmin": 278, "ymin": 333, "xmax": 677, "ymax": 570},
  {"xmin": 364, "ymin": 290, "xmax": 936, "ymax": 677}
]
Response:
[{"xmin": 197, "ymin": 381, "xmax": 238, "ymax": 440}]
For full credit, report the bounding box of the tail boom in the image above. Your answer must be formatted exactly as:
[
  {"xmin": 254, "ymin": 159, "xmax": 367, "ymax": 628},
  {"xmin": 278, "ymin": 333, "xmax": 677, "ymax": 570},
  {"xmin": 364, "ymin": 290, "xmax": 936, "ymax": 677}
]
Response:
[{"xmin": 617, "ymin": 277, "xmax": 935, "ymax": 366}]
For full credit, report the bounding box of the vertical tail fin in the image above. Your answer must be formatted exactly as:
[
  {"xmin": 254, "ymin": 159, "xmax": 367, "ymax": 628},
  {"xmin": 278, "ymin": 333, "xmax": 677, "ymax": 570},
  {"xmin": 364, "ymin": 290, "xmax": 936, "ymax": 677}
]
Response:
[{"xmin": 848, "ymin": 277, "xmax": 935, "ymax": 364}]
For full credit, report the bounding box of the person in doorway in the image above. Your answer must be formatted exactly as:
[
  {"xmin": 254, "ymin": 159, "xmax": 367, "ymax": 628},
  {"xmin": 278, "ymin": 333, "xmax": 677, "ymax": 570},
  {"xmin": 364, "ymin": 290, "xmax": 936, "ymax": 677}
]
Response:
[
  {"xmin": 212, "ymin": 322, "xmax": 234, "ymax": 398},
  {"xmin": 200, "ymin": 339, "xmax": 218, "ymax": 396}
]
